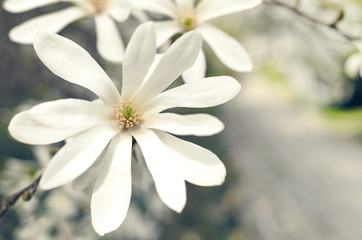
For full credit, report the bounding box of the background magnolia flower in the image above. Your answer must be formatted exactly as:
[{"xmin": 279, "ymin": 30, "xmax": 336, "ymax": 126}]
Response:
[
  {"xmin": 8, "ymin": 22, "xmax": 241, "ymax": 235},
  {"xmin": 133, "ymin": 0, "xmax": 261, "ymax": 82},
  {"xmin": 3, "ymin": 0, "xmax": 131, "ymax": 62},
  {"xmin": 345, "ymin": 41, "xmax": 362, "ymax": 79}
]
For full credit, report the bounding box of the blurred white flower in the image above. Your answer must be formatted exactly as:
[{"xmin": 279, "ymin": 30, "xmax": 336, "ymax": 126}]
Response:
[
  {"xmin": 345, "ymin": 41, "xmax": 362, "ymax": 79},
  {"xmin": 3, "ymin": 0, "xmax": 132, "ymax": 62},
  {"xmin": 8, "ymin": 22, "xmax": 240, "ymax": 235},
  {"xmin": 133, "ymin": 0, "xmax": 261, "ymax": 82}
]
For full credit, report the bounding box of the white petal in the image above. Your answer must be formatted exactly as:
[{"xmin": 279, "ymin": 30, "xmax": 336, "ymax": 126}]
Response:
[
  {"xmin": 182, "ymin": 49, "xmax": 206, "ymax": 82},
  {"xmin": 132, "ymin": 0, "xmax": 178, "ymax": 18},
  {"xmin": 345, "ymin": 53, "xmax": 361, "ymax": 79},
  {"xmin": 199, "ymin": 24, "xmax": 252, "ymax": 72},
  {"xmin": 3, "ymin": 0, "xmax": 58, "ymax": 13},
  {"xmin": 197, "ymin": 0, "xmax": 262, "ymax": 23},
  {"xmin": 33, "ymin": 32, "xmax": 121, "ymax": 107},
  {"xmin": 154, "ymin": 21, "xmax": 182, "ymax": 47},
  {"xmin": 108, "ymin": 0, "xmax": 131, "ymax": 22},
  {"xmin": 135, "ymin": 30, "xmax": 202, "ymax": 104},
  {"xmin": 39, "ymin": 123, "xmax": 119, "ymax": 190},
  {"xmin": 155, "ymin": 130, "xmax": 226, "ymax": 186},
  {"xmin": 8, "ymin": 111, "xmax": 82, "ymax": 145},
  {"xmin": 8, "ymin": 99, "xmax": 109, "ymax": 145},
  {"xmin": 9, "ymin": 7, "xmax": 88, "ymax": 44},
  {"xmin": 131, "ymin": 129, "xmax": 186, "ymax": 213},
  {"xmin": 146, "ymin": 113, "xmax": 224, "ymax": 136},
  {"xmin": 72, "ymin": 153, "xmax": 104, "ymax": 190},
  {"xmin": 30, "ymin": 98, "xmax": 112, "ymax": 130},
  {"xmin": 94, "ymin": 15, "xmax": 124, "ymax": 63},
  {"xmin": 175, "ymin": 0, "xmax": 193, "ymax": 13},
  {"xmin": 145, "ymin": 76, "xmax": 241, "ymax": 112},
  {"xmin": 121, "ymin": 22, "xmax": 156, "ymax": 100},
  {"xmin": 91, "ymin": 133, "xmax": 132, "ymax": 236}
]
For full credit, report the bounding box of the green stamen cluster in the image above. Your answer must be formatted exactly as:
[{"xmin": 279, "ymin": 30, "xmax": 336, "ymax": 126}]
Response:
[{"xmin": 115, "ymin": 103, "xmax": 143, "ymax": 129}]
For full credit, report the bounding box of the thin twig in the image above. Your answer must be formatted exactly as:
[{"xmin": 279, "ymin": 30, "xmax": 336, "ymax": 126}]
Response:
[
  {"xmin": 0, "ymin": 174, "xmax": 42, "ymax": 217},
  {"xmin": 263, "ymin": 0, "xmax": 361, "ymax": 41}
]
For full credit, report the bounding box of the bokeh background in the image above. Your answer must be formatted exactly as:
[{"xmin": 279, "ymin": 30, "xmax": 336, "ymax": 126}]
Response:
[{"xmin": 1, "ymin": 0, "xmax": 362, "ymax": 239}]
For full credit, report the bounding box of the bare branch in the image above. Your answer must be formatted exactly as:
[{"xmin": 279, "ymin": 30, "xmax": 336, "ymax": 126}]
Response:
[
  {"xmin": 263, "ymin": 0, "xmax": 361, "ymax": 41},
  {"xmin": 0, "ymin": 174, "xmax": 42, "ymax": 217}
]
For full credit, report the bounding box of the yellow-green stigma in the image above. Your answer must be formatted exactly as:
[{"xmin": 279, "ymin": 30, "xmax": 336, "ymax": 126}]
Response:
[
  {"xmin": 87, "ymin": 0, "xmax": 108, "ymax": 13},
  {"xmin": 181, "ymin": 16, "xmax": 196, "ymax": 32},
  {"xmin": 114, "ymin": 103, "xmax": 143, "ymax": 129}
]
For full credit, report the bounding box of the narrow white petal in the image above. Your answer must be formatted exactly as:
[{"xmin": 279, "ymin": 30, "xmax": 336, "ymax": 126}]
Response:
[
  {"xmin": 33, "ymin": 32, "xmax": 121, "ymax": 107},
  {"xmin": 8, "ymin": 99, "xmax": 110, "ymax": 145},
  {"xmin": 29, "ymin": 98, "xmax": 112, "ymax": 130},
  {"xmin": 9, "ymin": 7, "xmax": 88, "ymax": 44},
  {"xmin": 8, "ymin": 111, "xmax": 84, "ymax": 145},
  {"xmin": 146, "ymin": 113, "xmax": 224, "ymax": 136},
  {"xmin": 132, "ymin": 0, "xmax": 178, "ymax": 18},
  {"xmin": 145, "ymin": 76, "xmax": 241, "ymax": 112},
  {"xmin": 135, "ymin": 30, "xmax": 202, "ymax": 104},
  {"xmin": 94, "ymin": 15, "xmax": 124, "ymax": 63},
  {"xmin": 175, "ymin": 0, "xmax": 193, "ymax": 13},
  {"xmin": 91, "ymin": 133, "xmax": 132, "ymax": 236},
  {"xmin": 39, "ymin": 123, "xmax": 119, "ymax": 190},
  {"xmin": 154, "ymin": 21, "xmax": 182, "ymax": 47},
  {"xmin": 131, "ymin": 129, "xmax": 186, "ymax": 213},
  {"xmin": 155, "ymin": 130, "xmax": 226, "ymax": 186},
  {"xmin": 197, "ymin": 0, "xmax": 261, "ymax": 23},
  {"xmin": 3, "ymin": 0, "xmax": 58, "ymax": 13},
  {"xmin": 182, "ymin": 49, "xmax": 206, "ymax": 82},
  {"xmin": 108, "ymin": 0, "xmax": 131, "ymax": 22},
  {"xmin": 200, "ymin": 24, "xmax": 252, "ymax": 72},
  {"xmin": 121, "ymin": 22, "xmax": 156, "ymax": 100},
  {"xmin": 72, "ymin": 153, "xmax": 104, "ymax": 190}
]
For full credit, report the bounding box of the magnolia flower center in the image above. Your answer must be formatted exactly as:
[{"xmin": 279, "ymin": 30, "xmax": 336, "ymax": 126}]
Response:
[
  {"xmin": 86, "ymin": 0, "xmax": 109, "ymax": 13},
  {"xmin": 114, "ymin": 103, "xmax": 143, "ymax": 129},
  {"xmin": 180, "ymin": 15, "xmax": 197, "ymax": 32}
]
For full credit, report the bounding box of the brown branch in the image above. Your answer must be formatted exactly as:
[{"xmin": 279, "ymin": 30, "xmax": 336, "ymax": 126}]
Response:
[
  {"xmin": 0, "ymin": 174, "xmax": 42, "ymax": 217},
  {"xmin": 263, "ymin": 0, "xmax": 361, "ymax": 41}
]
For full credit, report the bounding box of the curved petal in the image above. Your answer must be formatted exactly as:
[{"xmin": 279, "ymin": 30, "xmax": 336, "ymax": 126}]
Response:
[
  {"xmin": 135, "ymin": 30, "xmax": 202, "ymax": 104},
  {"xmin": 72, "ymin": 153, "xmax": 104, "ymax": 190},
  {"xmin": 131, "ymin": 129, "xmax": 186, "ymax": 213},
  {"xmin": 33, "ymin": 32, "xmax": 121, "ymax": 107},
  {"xmin": 344, "ymin": 53, "xmax": 361, "ymax": 79},
  {"xmin": 146, "ymin": 113, "xmax": 224, "ymax": 136},
  {"xmin": 199, "ymin": 24, "xmax": 252, "ymax": 72},
  {"xmin": 155, "ymin": 130, "xmax": 226, "ymax": 186},
  {"xmin": 197, "ymin": 0, "xmax": 261, "ymax": 23},
  {"xmin": 181, "ymin": 49, "xmax": 206, "ymax": 82},
  {"xmin": 175, "ymin": 0, "xmax": 193, "ymax": 13},
  {"xmin": 94, "ymin": 15, "xmax": 124, "ymax": 63},
  {"xmin": 154, "ymin": 20, "xmax": 182, "ymax": 47},
  {"xmin": 121, "ymin": 22, "xmax": 156, "ymax": 100},
  {"xmin": 9, "ymin": 99, "xmax": 112, "ymax": 145},
  {"xmin": 91, "ymin": 133, "xmax": 132, "ymax": 236},
  {"xmin": 108, "ymin": 0, "xmax": 131, "ymax": 22},
  {"xmin": 132, "ymin": 0, "xmax": 178, "ymax": 18},
  {"xmin": 145, "ymin": 76, "xmax": 241, "ymax": 112},
  {"xmin": 39, "ymin": 123, "xmax": 119, "ymax": 190},
  {"xmin": 3, "ymin": 0, "xmax": 59, "ymax": 13},
  {"xmin": 9, "ymin": 7, "xmax": 88, "ymax": 44}
]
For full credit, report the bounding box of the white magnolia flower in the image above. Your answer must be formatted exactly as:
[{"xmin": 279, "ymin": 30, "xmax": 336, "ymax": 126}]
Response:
[
  {"xmin": 3, "ymin": 0, "xmax": 131, "ymax": 62},
  {"xmin": 133, "ymin": 0, "xmax": 261, "ymax": 82},
  {"xmin": 8, "ymin": 22, "xmax": 241, "ymax": 235},
  {"xmin": 345, "ymin": 41, "xmax": 362, "ymax": 78}
]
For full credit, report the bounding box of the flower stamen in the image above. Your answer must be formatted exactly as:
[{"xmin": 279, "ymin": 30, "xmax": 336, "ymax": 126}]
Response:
[
  {"xmin": 115, "ymin": 103, "xmax": 143, "ymax": 129},
  {"xmin": 181, "ymin": 15, "xmax": 197, "ymax": 32}
]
